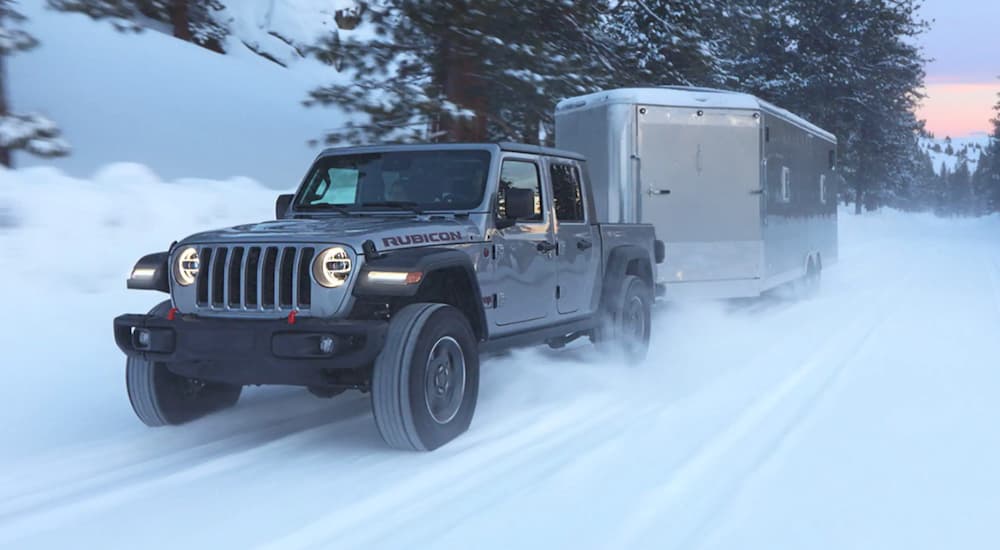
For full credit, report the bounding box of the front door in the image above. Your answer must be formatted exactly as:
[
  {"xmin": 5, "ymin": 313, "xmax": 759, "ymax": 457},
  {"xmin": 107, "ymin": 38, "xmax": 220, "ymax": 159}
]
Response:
[
  {"xmin": 549, "ymin": 160, "xmax": 599, "ymax": 315},
  {"xmin": 492, "ymin": 157, "xmax": 557, "ymax": 326}
]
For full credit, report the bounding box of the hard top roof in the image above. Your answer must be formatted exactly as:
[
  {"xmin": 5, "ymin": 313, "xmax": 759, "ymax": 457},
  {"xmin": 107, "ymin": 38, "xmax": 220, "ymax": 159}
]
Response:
[{"xmin": 317, "ymin": 142, "xmax": 586, "ymax": 161}]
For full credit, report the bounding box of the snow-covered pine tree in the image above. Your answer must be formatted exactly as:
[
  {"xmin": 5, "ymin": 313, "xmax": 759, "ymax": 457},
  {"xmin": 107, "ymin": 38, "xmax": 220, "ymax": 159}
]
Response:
[
  {"xmin": 949, "ymin": 159, "xmax": 973, "ymax": 216},
  {"xmin": 49, "ymin": 0, "xmax": 230, "ymax": 53},
  {"xmin": 307, "ymin": 0, "xmax": 623, "ymax": 145},
  {"xmin": 722, "ymin": 0, "xmax": 927, "ymax": 213},
  {"xmin": 606, "ymin": 0, "xmax": 728, "ymax": 87},
  {"xmin": 975, "ymin": 89, "xmax": 1000, "ymax": 213},
  {"xmin": 0, "ymin": 0, "xmax": 70, "ymax": 167}
]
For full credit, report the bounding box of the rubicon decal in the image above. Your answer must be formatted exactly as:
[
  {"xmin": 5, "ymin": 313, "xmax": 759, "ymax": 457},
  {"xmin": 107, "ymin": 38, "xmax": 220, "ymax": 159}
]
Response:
[{"xmin": 382, "ymin": 231, "xmax": 464, "ymax": 247}]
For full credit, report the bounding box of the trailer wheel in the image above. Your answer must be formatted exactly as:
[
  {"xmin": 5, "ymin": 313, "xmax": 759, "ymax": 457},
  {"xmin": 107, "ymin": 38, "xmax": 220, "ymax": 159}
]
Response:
[
  {"xmin": 798, "ymin": 257, "xmax": 822, "ymax": 298},
  {"xmin": 371, "ymin": 303, "xmax": 479, "ymax": 451},
  {"xmin": 126, "ymin": 301, "xmax": 242, "ymax": 427},
  {"xmin": 594, "ymin": 275, "xmax": 652, "ymax": 362}
]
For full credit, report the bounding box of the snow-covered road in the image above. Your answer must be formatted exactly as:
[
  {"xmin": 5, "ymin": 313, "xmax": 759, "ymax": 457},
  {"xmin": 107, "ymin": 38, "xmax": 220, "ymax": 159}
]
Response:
[{"xmin": 1, "ymin": 171, "xmax": 998, "ymax": 549}]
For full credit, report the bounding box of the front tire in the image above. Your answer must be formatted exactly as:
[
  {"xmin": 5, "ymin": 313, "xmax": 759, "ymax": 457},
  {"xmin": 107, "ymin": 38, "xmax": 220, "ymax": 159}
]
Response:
[
  {"xmin": 371, "ymin": 303, "xmax": 480, "ymax": 451},
  {"xmin": 126, "ymin": 301, "xmax": 242, "ymax": 427}
]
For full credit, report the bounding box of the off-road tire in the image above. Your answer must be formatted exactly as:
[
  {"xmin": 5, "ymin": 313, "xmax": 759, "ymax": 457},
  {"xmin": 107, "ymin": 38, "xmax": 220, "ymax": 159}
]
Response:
[
  {"xmin": 593, "ymin": 275, "xmax": 652, "ymax": 362},
  {"xmin": 126, "ymin": 301, "xmax": 242, "ymax": 427},
  {"xmin": 371, "ymin": 303, "xmax": 479, "ymax": 451}
]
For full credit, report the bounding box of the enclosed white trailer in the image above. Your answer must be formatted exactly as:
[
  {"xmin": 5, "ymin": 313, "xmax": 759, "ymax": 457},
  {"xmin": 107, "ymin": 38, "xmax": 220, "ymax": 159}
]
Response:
[{"xmin": 555, "ymin": 87, "xmax": 838, "ymax": 299}]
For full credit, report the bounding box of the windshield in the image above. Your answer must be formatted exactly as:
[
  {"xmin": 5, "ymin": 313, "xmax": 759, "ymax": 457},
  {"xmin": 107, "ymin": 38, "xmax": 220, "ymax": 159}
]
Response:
[{"xmin": 294, "ymin": 149, "xmax": 491, "ymax": 212}]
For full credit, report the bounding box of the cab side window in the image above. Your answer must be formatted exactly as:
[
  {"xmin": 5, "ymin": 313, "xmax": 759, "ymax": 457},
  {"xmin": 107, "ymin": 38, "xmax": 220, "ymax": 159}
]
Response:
[
  {"xmin": 498, "ymin": 160, "xmax": 543, "ymax": 221},
  {"xmin": 550, "ymin": 163, "xmax": 585, "ymax": 222}
]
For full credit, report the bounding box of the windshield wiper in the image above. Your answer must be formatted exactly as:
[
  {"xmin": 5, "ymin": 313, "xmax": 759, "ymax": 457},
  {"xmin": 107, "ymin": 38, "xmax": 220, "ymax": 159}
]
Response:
[
  {"xmin": 359, "ymin": 201, "xmax": 425, "ymax": 215},
  {"xmin": 296, "ymin": 203, "xmax": 354, "ymax": 215}
]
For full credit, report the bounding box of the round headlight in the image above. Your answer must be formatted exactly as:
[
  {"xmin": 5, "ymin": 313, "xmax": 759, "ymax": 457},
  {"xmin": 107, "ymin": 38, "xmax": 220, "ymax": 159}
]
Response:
[
  {"xmin": 313, "ymin": 246, "xmax": 352, "ymax": 288},
  {"xmin": 174, "ymin": 246, "xmax": 200, "ymax": 286}
]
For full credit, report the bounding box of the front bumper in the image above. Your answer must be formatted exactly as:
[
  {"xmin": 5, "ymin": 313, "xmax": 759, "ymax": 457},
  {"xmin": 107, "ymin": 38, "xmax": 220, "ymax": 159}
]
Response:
[{"xmin": 113, "ymin": 313, "xmax": 387, "ymax": 386}]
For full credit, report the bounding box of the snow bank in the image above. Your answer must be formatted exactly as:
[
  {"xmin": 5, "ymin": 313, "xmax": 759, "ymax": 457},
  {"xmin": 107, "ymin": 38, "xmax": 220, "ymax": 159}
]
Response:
[
  {"xmin": 0, "ymin": 163, "xmax": 278, "ymax": 294},
  {"xmin": 8, "ymin": 3, "xmax": 349, "ymax": 187}
]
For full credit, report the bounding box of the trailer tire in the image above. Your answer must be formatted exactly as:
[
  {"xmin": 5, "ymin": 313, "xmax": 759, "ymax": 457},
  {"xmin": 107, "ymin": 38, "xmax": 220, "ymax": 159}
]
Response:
[
  {"xmin": 798, "ymin": 257, "xmax": 821, "ymax": 299},
  {"xmin": 371, "ymin": 303, "xmax": 479, "ymax": 451},
  {"xmin": 594, "ymin": 275, "xmax": 652, "ymax": 362},
  {"xmin": 126, "ymin": 301, "xmax": 242, "ymax": 427}
]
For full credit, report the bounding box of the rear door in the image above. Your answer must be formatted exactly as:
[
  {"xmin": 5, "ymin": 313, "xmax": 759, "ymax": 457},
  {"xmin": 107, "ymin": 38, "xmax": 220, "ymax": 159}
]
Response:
[
  {"xmin": 637, "ymin": 105, "xmax": 762, "ymax": 283},
  {"xmin": 548, "ymin": 159, "xmax": 599, "ymax": 315}
]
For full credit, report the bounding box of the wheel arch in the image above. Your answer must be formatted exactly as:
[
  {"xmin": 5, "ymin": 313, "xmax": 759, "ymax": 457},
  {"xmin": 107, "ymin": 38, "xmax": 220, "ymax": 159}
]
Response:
[
  {"xmin": 354, "ymin": 246, "xmax": 487, "ymax": 341},
  {"xmin": 601, "ymin": 245, "xmax": 653, "ymax": 312}
]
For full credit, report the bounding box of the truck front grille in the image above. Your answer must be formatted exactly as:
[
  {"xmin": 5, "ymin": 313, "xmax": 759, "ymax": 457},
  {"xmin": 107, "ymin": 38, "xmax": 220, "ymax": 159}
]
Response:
[{"xmin": 193, "ymin": 245, "xmax": 315, "ymax": 312}]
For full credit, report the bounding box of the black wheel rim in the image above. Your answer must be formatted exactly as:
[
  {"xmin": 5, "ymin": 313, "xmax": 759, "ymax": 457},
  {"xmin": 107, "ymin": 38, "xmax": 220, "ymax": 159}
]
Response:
[{"xmin": 423, "ymin": 336, "xmax": 467, "ymax": 425}]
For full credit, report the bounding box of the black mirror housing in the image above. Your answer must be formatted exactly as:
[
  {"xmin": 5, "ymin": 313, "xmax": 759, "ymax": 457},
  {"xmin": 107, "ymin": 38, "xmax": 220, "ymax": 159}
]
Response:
[
  {"xmin": 275, "ymin": 194, "xmax": 294, "ymax": 219},
  {"xmin": 503, "ymin": 187, "xmax": 535, "ymax": 222}
]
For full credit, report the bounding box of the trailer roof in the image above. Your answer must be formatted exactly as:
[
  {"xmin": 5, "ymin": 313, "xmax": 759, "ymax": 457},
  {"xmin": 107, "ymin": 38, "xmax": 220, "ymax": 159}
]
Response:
[{"xmin": 556, "ymin": 87, "xmax": 836, "ymax": 143}]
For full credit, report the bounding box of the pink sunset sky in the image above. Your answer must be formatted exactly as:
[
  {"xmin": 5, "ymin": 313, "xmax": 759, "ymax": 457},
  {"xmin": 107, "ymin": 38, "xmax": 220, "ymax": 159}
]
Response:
[{"xmin": 916, "ymin": 0, "xmax": 999, "ymax": 138}]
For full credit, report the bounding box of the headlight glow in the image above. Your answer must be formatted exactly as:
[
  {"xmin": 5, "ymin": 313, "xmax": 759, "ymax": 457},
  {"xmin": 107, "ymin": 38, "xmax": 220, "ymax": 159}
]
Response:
[
  {"xmin": 174, "ymin": 247, "xmax": 200, "ymax": 286},
  {"xmin": 313, "ymin": 246, "xmax": 352, "ymax": 288}
]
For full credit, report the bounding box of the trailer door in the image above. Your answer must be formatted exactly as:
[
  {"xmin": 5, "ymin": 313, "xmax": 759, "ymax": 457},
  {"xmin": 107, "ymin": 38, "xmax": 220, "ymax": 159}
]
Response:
[{"xmin": 637, "ymin": 105, "xmax": 762, "ymax": 287}]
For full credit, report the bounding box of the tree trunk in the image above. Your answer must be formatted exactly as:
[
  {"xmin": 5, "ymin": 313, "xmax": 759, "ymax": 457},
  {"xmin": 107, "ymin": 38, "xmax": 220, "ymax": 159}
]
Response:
[
  {"xmin": 854, "ymin": 185, "xmax": 863, "ymax": 214},
  {"xmin": 0, "ymin": 51, "xmax": 12, "ymax": 169},
  {"xmin": 434, "ymin": 32, "xmax": 487, "ymax": 142},
  {"xmin": 170, "ymin": 0, "xmax": 194, "ymax": 43}
]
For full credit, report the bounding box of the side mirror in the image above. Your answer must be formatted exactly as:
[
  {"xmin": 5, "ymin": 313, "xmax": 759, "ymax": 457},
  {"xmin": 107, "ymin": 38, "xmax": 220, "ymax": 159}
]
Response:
[
  {"xmin": 275, "ymin": 194, "xmax": 294, "ymax": 220},
  {"xmin": 502, "ymin": 187, "xmax": 536, "ymax": 222}
]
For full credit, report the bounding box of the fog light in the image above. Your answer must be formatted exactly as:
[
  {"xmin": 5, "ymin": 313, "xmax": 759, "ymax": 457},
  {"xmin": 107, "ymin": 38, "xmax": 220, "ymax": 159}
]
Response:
[
  {"xmin": 319, "ymin": 336, "xmax": 335, "ymax": 354},
  {"xmin": 134, "ymin": 328, "xmax": 151, "ymax": 348}
]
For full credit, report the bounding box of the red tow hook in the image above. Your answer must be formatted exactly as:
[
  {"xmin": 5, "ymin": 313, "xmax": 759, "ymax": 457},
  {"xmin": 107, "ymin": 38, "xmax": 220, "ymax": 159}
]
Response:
[
  {"xmin": 167, "ymin": 307, "xmax": 178, "ymax": 321},
  {"xmin": 287, "ymin": 310, "xmax": 298, "ymax": 325}
]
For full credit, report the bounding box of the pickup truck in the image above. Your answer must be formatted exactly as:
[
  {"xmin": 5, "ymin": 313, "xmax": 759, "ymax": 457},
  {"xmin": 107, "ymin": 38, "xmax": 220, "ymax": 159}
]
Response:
[{"xmin": 114, "ymin": 142, "xmax": 661, "ymax": 451}]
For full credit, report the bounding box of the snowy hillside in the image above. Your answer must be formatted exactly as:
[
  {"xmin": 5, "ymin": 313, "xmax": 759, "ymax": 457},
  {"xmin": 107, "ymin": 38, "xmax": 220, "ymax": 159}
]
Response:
[
  {"xmin": 2, "ymin": 164, "xmax": 999, "ymax": 549},
  {"xmin": 919, "ymin": 132, "xmax": 991, "ymax": 175},
  {"xmin": 7, "ymin": 2, "xmax": 359, "ymax": 187}
]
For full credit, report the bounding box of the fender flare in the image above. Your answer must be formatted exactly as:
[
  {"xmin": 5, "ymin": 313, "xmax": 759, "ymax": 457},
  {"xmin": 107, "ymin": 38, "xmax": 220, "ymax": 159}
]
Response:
[
  {"xmin": 600, "ymin": 245, "xmax": 653, "ymax": 311},
  {"xmin": 354, "ymin": 246, "xmax": 487, "ymax": 339},
  {"xmin": 126, "ymin": 251, "xmax": 171, "ymax": 293}
]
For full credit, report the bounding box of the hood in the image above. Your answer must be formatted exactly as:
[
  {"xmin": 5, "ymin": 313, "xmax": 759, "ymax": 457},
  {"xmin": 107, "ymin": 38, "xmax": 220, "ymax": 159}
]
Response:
[{"xmin": 179, "ymin": 215, "xmax": 483, "ymax": 252}]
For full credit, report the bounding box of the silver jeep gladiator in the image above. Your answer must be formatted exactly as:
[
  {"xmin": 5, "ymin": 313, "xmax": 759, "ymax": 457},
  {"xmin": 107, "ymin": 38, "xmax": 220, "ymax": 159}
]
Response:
[{"xmin": 114, "ymin": 142, "xmax": 661, "ymax": 450}]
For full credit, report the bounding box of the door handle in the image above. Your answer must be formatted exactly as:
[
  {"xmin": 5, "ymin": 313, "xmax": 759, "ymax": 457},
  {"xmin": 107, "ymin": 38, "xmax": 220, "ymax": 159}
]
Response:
[
  {"xmin": 577, "ymin": 239, "xmax": 593, "ymax": 251},
  {"xmin": 749, "ymin": 188, "xmax": 764, "ymax": 195},
  {"xmin": 536, "ymin": 241, "xmax": 557, "ymax": 253},
  {"xmin": 648, "ymin": 188, "xmax": 671, "ymax": 196}
]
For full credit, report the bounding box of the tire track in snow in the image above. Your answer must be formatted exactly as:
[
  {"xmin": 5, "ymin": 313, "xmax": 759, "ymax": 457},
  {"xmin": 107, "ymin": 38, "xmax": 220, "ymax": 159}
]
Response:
[
  {"xmin": 0, "ymin": 398, "xmax": 375, "ymax": 545},
  {"xmin": 608, "ymin": 269, "xmax": 916, "ymax": 550},
  {"xmin": 255, "ymin": 287, "xmax": 866, "ymax": 549}
]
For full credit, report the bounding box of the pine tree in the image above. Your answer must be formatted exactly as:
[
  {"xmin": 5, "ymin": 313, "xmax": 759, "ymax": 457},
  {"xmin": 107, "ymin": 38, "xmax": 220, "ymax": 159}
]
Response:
[
  {"xmin": 977, "ymin": 88, "xmax": 1000, "ymax": 212},
  {"xmin": 307, "ymin": 1, "xmax": 623, "ymax": 145},
  {"xmin": 949, "ymin": 160, "xmax": 972, "ymax": 216},
  {"xmin": 48, "ymin": 0, "xmax": 230, "ymax": 53},
  {"xmin": 723, "ymin": 0, "xmax": 927, "ymax": 214},
  {"xmin": 0, "ymin": 0, "xmax": 70, "ymax": 167},
  {"xmin": 607, "ymin": 0, "xmax": 727, "ymax": 87}
]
